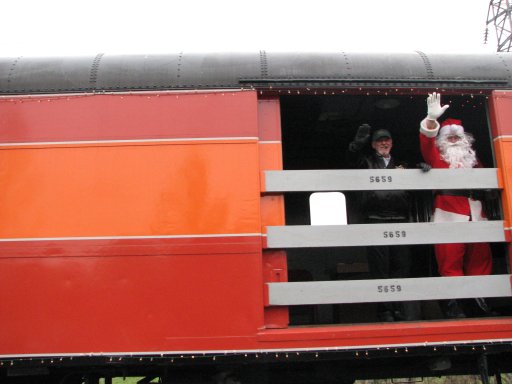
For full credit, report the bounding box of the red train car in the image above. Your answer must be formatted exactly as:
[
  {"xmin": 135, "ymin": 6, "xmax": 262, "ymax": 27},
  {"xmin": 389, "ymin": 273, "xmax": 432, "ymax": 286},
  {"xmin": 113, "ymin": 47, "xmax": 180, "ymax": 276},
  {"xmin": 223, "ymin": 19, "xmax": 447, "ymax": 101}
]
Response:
[{"xmin": 1, "ymin": 52, "xmax": 512, "ymax": 383}]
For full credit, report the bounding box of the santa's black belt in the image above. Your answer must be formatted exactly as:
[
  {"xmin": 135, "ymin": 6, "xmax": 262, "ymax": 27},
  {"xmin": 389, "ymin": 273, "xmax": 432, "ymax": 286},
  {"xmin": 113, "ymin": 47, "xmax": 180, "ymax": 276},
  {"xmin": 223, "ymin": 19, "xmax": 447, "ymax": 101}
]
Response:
[{"xmin": 436, "ymin": 190, "xmax": 472, "ymax": 197}]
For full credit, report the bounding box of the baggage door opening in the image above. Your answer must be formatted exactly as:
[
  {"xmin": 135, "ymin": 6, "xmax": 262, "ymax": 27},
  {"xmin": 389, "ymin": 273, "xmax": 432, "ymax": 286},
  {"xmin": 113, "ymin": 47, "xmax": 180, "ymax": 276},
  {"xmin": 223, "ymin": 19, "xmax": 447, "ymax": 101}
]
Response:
[{"xmin": 278, "ymin": 92, "xmax": 507, "ymax": 325}]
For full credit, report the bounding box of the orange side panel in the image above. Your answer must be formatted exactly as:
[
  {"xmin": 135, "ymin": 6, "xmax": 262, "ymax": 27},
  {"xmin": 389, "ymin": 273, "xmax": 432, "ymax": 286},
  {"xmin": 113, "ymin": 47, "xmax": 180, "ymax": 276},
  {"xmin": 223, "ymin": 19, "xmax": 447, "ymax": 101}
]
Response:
[
  {"xmin": 493, "ymin": 139, "xmax": 512, "ymax": 228},
  {"xmin": 489, "ymin": 91, "xmax": 512, "ymax": 230},
  {"xmin": 0, "ymin": 141, "xmax": 261, "ymax": 238},
  {"xmin": 259, "ymin": 143, "xmax": 285, "ymax": 232},
  {"xmin": 259, "ymin": 142, "xmax": 283, "ymax": 173},
  {"xmin": 489, "ymin": 91, "xmax": 512, "ymax": 268},
  {"xmin": 489, "ymin": 91, "xmax": 512, "ymax": 137}
]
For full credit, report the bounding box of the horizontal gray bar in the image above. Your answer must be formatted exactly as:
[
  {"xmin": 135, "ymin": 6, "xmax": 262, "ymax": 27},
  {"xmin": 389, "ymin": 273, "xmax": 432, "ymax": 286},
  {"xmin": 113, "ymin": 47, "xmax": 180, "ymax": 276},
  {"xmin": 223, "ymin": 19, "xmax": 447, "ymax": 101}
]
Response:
[
  {"xmin": 263, "ymin": 168, "xmax": 499, "ymax": 192},
  {"xmin": 266, "ymin": 221, "xmax": 505, "ymax": 248},
  {"xmin": 267, "ymin": 275, "xmax": 512, "ymax": 305}
]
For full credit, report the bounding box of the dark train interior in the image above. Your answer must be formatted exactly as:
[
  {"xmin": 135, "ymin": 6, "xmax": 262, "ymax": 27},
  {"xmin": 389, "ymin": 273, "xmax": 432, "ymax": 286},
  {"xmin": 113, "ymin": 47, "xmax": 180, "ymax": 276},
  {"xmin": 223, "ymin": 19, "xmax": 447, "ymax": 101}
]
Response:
[{"xmin": 278, "ymin": 92, "xmax": 509, "ymax": 325}]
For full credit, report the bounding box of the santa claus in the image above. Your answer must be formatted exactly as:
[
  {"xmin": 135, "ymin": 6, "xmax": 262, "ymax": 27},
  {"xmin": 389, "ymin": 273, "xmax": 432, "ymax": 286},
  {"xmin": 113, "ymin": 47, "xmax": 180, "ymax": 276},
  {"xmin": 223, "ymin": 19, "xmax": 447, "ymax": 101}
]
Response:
[{"xmin": 419, "ymin": 92, "xmax": 493, "ymax": 318}]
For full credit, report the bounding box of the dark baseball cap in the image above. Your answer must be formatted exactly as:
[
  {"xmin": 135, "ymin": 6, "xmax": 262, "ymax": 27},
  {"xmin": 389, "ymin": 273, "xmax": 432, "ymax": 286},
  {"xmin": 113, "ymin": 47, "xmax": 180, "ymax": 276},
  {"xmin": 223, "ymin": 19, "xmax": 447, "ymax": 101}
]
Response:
[{"xmin": 372, "ymin": 129, "xmax": 392, "ymax": 141}]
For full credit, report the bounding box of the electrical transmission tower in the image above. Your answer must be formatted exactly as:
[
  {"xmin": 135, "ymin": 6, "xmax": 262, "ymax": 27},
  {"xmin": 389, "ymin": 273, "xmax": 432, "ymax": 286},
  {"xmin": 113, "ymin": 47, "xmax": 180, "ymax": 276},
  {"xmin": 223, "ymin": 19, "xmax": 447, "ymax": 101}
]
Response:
[{"xmin": 486, "ymin": 0, "xmax": 512, "ymax": 51}]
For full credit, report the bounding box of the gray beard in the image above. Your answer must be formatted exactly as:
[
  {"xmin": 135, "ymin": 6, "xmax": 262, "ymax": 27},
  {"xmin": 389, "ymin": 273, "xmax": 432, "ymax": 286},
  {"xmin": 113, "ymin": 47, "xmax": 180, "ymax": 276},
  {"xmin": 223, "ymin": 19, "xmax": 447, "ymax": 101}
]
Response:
[{"xmin": 438, "ymin": 139, "xmax": 477, "ymax": 168}]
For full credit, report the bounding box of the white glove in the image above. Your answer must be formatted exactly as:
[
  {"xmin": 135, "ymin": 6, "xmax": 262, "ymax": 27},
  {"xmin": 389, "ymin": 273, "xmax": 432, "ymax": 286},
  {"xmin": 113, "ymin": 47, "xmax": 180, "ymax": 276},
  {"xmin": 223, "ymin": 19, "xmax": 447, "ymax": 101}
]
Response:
[{"xmin": 426, "ymin": 92, "xmax": 449, "ymax": 120}]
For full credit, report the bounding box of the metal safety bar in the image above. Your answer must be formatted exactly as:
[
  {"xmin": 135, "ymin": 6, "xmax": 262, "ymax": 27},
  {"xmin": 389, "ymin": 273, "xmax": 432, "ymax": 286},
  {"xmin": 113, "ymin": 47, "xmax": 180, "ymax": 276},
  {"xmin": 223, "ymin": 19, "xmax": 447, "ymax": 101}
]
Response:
[
  {"xmin": 263, "ymin": 168, "xmax": 500, "ymax": 192},
  {"xmin": 267, "ymin": 275, "xmax": 512, "ymax": 305},
  {"xmin": 266, "ymin": 221, "xmax": 506, "ymax": 248},
  {"xmin": 263, "ymin": 168, "xmax": 508, "ymax": 306}
]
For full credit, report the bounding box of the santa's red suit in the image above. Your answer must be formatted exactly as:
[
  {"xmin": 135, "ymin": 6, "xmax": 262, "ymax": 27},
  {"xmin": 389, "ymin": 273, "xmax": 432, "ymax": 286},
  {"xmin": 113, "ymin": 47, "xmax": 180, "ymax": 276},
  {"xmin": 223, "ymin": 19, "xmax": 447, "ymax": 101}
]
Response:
[{"xmin": 419, "ymin": 118, "xmax": 492, "ymax": 277}]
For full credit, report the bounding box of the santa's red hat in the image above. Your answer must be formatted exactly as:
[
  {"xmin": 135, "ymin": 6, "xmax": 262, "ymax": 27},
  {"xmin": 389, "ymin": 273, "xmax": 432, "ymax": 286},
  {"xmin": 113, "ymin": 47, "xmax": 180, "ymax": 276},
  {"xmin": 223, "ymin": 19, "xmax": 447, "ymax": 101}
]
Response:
[{"xmin": 439, "ymin": 118, "xmax": 464, "ymax": 138}]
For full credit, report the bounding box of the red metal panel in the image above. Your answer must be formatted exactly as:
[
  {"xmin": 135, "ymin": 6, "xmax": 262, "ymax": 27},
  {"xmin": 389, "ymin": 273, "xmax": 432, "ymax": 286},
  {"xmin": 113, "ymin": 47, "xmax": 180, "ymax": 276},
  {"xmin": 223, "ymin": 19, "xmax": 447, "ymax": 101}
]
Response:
[
  {"xmin": 0, "ymin": 90, "xmax": 266, "ymax": 356},
  {"xmin": 0, "ymin": 252, "xmax": 264, "ymax": 354},
  {"xmin": 0, "ymin": 236, "xmax": 262, "ymax": 258},
  {"xmin": 0, "ymin": 91, "xmax": 258, "ymax": 143},
  {"xmin": 258, "ymin": 99, "xmax": 282, "ymax": 141},
  {"xmin": 256, "ymin": 319, "xmax": 512, "ymax": 349}
]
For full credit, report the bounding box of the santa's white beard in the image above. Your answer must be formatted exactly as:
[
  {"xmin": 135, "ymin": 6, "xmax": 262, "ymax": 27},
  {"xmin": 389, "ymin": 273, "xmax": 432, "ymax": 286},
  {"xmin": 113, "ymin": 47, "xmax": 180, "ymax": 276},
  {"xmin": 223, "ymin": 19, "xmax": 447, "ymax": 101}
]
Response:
[{"xmin": 437, "ymin": 136, "xmax": 477, "ymax": 168}]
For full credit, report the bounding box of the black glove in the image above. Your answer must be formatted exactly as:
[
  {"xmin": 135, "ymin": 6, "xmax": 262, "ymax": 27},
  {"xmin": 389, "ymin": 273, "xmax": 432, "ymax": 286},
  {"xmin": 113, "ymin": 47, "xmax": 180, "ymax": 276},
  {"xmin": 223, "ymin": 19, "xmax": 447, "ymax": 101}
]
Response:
[
  {"xmin": 417, "ymin": 162, "xmax": 432, "ymax": 172},
  {"xmin": 349, "ymin": 124, "xmax": 371, "ymax": 151},
  {"xmin": 355, "ymin": 124, "xmax": 371, "ymax": 141},
  {"xmin": 471, "ymin": 190, "xmax": 484, "ymax": 201}
]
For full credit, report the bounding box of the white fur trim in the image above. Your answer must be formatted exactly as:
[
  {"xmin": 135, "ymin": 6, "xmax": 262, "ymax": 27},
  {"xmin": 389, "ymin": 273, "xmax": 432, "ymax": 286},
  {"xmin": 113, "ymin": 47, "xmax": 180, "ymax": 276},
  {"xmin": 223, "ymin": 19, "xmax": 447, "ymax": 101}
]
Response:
[
  {"xmin": 420, "ymin": 118, "xmax": 439, "ymax": 138},
  {"xmin": 469, "ymin": 199, "xmax": 487, "ymax": 221},
  {"xmin": 432, "ymin": 208, "xmax": 469, "ymax": 222},
  {"xmin": 439, "ymin": 124, "xmax": 464, "ymax": 138},
  {"xmin": 432, "ymin": 201, "xmax": 487, "ymax": 223}
]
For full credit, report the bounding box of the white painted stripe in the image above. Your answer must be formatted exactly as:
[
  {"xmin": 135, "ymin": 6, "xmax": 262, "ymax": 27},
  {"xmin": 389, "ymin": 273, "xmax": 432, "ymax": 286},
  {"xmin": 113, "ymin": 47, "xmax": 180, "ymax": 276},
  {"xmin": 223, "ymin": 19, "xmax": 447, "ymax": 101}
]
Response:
[
  {"xmin": 0, "ymin": 233, "xmax": 262, "ymax": 243},
  {"xmin": 0, "ymin": 137, "xmax": 259, "ymax": 148},
  {"xmin": 1, "ymin": 338, "xmax": 511, "ymax": 359},
  {"xmin": 493, "ymin": 135, "xmax": 512, "ymax": 141},
  {"xmin": 259, "ymin": 141, "xmax": 282, "ymax": 144}
]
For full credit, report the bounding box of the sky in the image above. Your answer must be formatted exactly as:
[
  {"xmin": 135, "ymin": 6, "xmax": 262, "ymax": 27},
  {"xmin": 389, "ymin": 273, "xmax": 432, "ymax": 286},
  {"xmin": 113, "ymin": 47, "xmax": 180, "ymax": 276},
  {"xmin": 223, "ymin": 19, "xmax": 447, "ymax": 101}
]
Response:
[{"xmin": 0, "ymin": 0, "xmax": 499, "ymax": 57}]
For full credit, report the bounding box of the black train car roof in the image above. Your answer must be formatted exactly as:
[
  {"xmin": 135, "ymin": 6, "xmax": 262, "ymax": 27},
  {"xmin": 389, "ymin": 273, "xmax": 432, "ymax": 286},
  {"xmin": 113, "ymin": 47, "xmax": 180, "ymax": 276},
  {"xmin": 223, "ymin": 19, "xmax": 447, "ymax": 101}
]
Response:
[{"xmin": 0, "ymin": 51, "xmax": 511, "ymax": 94}]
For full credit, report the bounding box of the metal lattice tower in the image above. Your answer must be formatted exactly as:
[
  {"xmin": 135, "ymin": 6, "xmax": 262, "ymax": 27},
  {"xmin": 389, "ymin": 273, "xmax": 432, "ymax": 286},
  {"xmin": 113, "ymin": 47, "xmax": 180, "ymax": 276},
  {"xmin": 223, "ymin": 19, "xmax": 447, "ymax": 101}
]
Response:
[{"xmin": 486, "ymin": 0, "xmax": 512, "ymax": 51}]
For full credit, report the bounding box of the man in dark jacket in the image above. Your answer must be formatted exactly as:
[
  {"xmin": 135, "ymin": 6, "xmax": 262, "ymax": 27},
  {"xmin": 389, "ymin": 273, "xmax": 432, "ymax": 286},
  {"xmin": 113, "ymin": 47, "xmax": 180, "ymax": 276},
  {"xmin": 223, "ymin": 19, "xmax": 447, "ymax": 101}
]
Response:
[{"xmin": 347, "ymin": 124, "xmax": 420, "ymax": 322}]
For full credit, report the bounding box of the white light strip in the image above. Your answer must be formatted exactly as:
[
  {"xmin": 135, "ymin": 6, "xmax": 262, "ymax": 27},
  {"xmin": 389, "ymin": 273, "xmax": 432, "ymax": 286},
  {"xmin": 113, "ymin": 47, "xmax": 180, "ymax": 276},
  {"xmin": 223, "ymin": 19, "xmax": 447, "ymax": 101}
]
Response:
[
  {"xmin": 0, "ymin": 89, "xmax": 251, "ymax": 100},
  {"xmin": 0, "ymin": 137, "xmax": 259, "ymax": 148},
  {"xmin": 1, "ymin": 337, "xmax": 511, "ymax": 359},
  {"xmin": 0, "ymin": 233, "xmax": 262, "ymax": 243}
]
